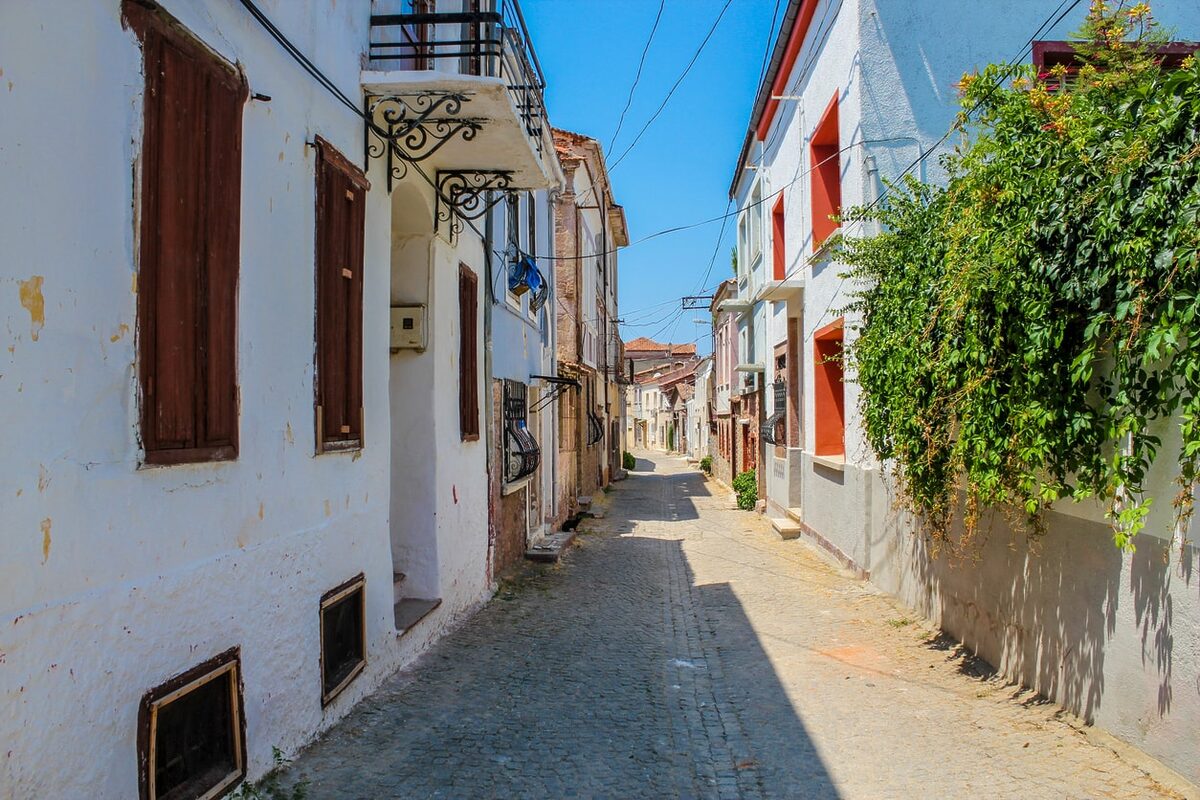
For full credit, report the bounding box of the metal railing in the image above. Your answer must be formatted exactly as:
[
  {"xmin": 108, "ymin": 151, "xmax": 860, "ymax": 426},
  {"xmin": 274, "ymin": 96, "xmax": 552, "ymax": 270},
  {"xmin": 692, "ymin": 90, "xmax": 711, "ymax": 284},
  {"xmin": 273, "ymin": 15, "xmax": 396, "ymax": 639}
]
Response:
[{"xmin": 369, "ymin": 1, "xmax": 547, "ymax": 153}]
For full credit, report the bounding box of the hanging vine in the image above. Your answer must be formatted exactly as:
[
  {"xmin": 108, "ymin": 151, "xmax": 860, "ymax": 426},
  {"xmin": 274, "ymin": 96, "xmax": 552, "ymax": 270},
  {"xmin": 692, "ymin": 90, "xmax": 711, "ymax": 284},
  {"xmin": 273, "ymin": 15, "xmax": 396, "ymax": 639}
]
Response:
[{"xmin": 835, "ymin": 1, "xmax": 1200, "ymax": 550}]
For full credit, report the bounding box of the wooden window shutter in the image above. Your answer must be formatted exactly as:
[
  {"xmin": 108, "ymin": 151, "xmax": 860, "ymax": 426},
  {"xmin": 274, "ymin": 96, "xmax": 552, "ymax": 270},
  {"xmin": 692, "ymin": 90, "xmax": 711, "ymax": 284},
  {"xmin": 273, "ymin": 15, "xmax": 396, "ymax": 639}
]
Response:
[
  {"xmin": 459, "ymin": 264, "xmax": 480, "ymax": 440},
  {"xmin": 315, "ymin": 138, "xmax": 368, "ymax": 452},
  {"xmin": 129, "ymin": 1, "xmax": 245, "ymax": 465}
]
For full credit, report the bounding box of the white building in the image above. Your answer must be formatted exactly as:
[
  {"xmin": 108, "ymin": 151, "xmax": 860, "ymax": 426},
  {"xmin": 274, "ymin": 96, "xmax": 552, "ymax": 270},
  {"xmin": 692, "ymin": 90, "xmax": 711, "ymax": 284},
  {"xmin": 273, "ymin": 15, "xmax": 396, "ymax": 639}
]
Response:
[
  {"xmin": 687, "ymin": 357, "xmax": 713, "ymax": 461},
  {"xmin": 0, "ymin": 1, "xmax": 558, "ymax": 797},
  {"xmin": 730, "ymin": 0, "xmax": 1200, "ymax": 783}
]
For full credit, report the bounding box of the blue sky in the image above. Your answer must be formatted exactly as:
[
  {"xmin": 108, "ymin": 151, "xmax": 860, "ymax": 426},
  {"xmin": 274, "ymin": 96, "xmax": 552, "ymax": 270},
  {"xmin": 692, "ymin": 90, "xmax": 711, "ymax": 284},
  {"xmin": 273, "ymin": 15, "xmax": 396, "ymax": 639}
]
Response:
[{"xmin": 521, "ymin": 0, "xmax": 781, "ymax": 354}]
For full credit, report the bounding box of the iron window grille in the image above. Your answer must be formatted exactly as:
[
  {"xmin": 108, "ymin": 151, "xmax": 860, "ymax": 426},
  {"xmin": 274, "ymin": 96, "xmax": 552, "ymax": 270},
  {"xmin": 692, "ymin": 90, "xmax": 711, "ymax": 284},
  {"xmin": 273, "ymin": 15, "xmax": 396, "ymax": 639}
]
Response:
[
  {"xmin": 761, "ymin": 379, "xmax": 787, "ymax": 445},
  {"xmin": 504, "ymin": 380, "xmax": 540, "ymax": 482},
  {"xmin": 587, "ymin": 410, "xmax": 604, "ymax": 447}
]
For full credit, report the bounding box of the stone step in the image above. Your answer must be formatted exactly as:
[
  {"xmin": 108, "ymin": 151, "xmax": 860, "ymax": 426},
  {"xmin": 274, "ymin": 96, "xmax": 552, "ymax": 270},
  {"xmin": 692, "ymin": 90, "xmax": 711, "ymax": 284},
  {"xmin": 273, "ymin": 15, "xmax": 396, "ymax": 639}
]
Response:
[
  {"xmin": 770, "ymin": 517, "xmax": 802, "ymax": 540},
  {"xmin": 576, "ymin": 495, "xmax": 593, "ymax": 509},
  {"xmin": 786, "ymin": 507, "xmax": 803, "ymax": 523},
  {"xmin": 392, "ymin": 572, "xmax": 407, "ymax": 605},
  {"xmin": 394, "ymin": 597, "xmax": 441, "ymax": 635},
  {"xmin": 525, "ymin": 529, "xmax": 577, "ymax": 563}
]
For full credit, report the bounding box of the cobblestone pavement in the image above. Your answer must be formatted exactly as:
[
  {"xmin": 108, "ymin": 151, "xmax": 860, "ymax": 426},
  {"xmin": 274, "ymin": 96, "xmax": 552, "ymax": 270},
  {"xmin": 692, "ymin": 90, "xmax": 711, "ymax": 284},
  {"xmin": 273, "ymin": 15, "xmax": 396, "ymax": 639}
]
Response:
[{"xmin": 280, "ymin": 453, "xmax": 1189, "ymax": 799}]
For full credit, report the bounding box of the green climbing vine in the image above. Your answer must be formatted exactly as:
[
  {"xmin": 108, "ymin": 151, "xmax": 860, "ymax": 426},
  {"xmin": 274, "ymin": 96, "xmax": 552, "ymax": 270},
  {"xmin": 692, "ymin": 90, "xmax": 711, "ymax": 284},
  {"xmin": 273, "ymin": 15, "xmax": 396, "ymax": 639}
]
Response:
[{"xmin": 835, "ymin": 1, "xmax": 1200, "ymax": 550}]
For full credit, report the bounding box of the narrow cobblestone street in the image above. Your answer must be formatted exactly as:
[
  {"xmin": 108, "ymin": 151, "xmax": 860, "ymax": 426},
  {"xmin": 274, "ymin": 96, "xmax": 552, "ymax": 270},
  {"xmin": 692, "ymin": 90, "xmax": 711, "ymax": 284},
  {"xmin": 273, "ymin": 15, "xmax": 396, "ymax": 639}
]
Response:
[{"xmin": 281, "ymin": 453, "xmax": 1186, "ymax": 800}]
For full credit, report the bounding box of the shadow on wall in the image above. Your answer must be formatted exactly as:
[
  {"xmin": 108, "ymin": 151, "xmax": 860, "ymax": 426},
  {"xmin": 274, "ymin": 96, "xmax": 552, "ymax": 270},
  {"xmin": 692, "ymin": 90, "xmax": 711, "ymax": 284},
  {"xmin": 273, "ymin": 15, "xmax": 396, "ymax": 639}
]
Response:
[
  {"xmin": 871, "ymin": 478, "xmax": 1196, "ymax": 781},
  {"xmin": 903, "ymin": 504, "xmax": 1120, "ymax": 724}
]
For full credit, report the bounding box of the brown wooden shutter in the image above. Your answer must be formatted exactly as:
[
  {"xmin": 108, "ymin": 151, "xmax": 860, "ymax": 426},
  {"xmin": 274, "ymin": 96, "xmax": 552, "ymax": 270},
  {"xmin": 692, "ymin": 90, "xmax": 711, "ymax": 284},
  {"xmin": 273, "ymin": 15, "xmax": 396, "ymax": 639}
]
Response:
[
  {"xmin": 315, "ymin": 138, "xmax": 368, "ymax": 452},
  {"xmin": 130, "ymin": 1, "xmax": 244, "ymax": 465},
  {"xmin": 202, "ymin": 64, "xmax": 244, "ymax": 450},
  {"xmin": 459, "ymin": 264, "xmax": 480, "ymax": 440}
]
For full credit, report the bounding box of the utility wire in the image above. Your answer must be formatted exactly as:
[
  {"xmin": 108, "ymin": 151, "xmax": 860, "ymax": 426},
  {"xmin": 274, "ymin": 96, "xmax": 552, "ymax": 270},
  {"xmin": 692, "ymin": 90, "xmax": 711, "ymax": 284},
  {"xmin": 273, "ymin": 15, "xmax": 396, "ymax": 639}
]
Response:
[
  {"xmin": 606, "ymin": 0, "xmax": 736, "ymax": 173},
  {"xmin": 796, "ymin": 0, "xmax": 1086, "ymax": 337},
  {"xmin": 607, "ymin": 0, "xmax": 668, "ymax": 153}
]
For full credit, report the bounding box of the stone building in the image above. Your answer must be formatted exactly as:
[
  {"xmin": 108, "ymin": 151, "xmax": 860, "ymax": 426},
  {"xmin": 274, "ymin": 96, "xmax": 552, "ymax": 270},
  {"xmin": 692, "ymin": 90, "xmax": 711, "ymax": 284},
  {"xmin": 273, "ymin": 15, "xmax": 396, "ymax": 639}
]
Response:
[{"xmin": 551, "ymin": 128, "xmax": 628, "ymax": 523}]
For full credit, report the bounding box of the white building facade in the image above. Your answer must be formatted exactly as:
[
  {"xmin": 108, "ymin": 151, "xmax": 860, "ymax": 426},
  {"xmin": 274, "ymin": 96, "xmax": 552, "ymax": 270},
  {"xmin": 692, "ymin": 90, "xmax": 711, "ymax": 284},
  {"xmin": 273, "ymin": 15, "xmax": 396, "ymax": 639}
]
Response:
[
  {"xmin": 0, "ymin": 1, "xmax": 559, "ymax": 797},
  {"xmin": 730, "ymin": 0, "xmax": 1200, "ymax": 783}
]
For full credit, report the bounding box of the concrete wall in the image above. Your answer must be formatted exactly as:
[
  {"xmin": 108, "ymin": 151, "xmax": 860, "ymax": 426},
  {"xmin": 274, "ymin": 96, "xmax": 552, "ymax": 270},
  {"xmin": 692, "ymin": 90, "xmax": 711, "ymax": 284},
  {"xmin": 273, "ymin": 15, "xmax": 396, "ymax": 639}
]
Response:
[{"xmin": 0, "ymin": 2, "xmax": 406, "ymax": 795}]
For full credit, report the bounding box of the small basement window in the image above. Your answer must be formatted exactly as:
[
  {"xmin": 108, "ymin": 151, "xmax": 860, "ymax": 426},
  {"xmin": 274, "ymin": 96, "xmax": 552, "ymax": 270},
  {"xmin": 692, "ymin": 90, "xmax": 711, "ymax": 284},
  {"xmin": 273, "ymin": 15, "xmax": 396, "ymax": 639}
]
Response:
[
  {"xmin": 139, "ymin": 649, "xmax": 245, "ymax": 800},
  {"xmin": 320, "ymin": 574, "xmax": 366, "ymax": 705}
]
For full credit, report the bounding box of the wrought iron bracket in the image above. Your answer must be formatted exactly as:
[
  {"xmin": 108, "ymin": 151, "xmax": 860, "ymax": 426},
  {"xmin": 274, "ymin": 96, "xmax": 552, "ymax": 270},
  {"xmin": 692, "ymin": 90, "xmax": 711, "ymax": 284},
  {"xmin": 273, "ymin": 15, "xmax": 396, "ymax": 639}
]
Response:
[
  {"xmin": 530, "ymin": 374, "xmax": 580, "ymax": 413},
  {"xmin": 435, "ymin": 170, "xmax": 514, "ymax": 235},
  {"xmin": 364, "ymin": 92, "xmax": 486, "ymax": 192}
]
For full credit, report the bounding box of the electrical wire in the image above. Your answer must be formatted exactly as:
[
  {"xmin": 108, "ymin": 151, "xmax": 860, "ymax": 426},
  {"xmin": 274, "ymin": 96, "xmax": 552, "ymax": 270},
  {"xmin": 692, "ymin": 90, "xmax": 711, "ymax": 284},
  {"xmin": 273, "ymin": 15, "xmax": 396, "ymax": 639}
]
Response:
[
  {"xmin": 607, "ymin": 0, "xmax": 668, "ymax": 153},
  {"xmin": 795, "ymin": 0, "xmax": 1086, "ymax": 337},
  {"xmin": 606, "ymin": 0, "xmax": 736, "ymax": 173}
]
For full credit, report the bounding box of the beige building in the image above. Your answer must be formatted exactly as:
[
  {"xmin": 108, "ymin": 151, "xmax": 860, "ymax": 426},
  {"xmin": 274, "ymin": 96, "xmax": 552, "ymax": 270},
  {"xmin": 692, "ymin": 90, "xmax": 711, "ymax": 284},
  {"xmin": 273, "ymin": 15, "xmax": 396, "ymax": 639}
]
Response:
[{"xmin": 551, "ymin": 129, "xmax": 628, "ymax": 520}]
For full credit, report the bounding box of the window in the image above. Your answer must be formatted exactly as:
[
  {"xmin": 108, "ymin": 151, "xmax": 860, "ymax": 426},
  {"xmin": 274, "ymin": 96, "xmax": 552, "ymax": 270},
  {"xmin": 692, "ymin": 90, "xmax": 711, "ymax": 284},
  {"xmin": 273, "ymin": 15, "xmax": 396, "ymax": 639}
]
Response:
[
  {"xmin": 772, "ymin": 196, "xmax": 786, "ymax": 280},
  {"xmin": 138, "ymin": 649, "xmax": 246, "ymax": 800},
  {"xmin": 810, "ymin": 93, "xmax": 841, "ymax": 249},
  {"xmin": 315, "ymin": 138, "xmax": 368, "ymax": 453},
  {"xmin": 813, "ymin": 318, "xmax": 845, "ymax": 457},
  {"xmin": 320, "ymin": 574, "xmax": 366, "ymax": 706},
  {"xmin": 459, "ymin": 265, "xmax": 480, "ymax": 440},
  {"xmin": 748, "ymin": 183, "xmax": 763, "ymax": 263},
  {"xmin": 128, "ymin": 1, "xmax": 246, "ymax": 466},
  {"xmin": 1033, "ymin": 40, "xmax": 1199, "ymax": 72}
]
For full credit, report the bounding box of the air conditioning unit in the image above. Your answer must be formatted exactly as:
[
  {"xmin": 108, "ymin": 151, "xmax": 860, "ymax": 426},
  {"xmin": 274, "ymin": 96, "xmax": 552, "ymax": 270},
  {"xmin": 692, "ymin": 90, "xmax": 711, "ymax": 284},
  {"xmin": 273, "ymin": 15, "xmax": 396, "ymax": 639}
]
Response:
[{"xmin": 390, "ymin": 305, "xmax": 427, "ymax": 351}]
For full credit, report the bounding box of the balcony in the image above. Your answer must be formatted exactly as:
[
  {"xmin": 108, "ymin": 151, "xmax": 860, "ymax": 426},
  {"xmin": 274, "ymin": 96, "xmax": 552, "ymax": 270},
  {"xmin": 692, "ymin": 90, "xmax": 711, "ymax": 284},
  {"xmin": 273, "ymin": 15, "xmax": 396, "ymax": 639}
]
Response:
[
  {"xmin": 757, "ymin": 275, "xmax": 805, "ymax": 302},
  {"xmin": 365, "ymin": 0, "xmax": 554, "ymax": 189}
]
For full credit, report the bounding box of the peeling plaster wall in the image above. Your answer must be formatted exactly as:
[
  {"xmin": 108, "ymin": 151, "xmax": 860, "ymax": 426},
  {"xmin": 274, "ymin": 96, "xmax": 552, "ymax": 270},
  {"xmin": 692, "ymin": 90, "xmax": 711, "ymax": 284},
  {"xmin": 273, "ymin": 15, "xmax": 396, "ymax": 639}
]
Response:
[
  {"xmin": 741, "ymin": 0, "xmax": 1200, "ymax": 782},
  {"xmin": 0, "ymin": 2, "xmax": 412, "ymax": 796}
]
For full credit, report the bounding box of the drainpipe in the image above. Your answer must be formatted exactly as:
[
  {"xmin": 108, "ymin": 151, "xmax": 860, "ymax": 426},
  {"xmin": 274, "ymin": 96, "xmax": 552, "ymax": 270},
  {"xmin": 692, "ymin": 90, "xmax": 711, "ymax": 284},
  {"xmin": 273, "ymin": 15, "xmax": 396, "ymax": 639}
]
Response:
[{"xmin": 484, "ymin": 205, "xmax": 496, "ymax": 575}]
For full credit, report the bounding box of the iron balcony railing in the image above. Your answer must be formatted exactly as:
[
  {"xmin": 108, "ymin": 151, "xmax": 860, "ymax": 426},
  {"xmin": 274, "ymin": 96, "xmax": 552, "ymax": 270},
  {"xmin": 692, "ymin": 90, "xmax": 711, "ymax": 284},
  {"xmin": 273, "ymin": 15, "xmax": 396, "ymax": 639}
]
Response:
[{"xmin": 369, "ymin": 1, "xmax": 547, "ymax": 154}]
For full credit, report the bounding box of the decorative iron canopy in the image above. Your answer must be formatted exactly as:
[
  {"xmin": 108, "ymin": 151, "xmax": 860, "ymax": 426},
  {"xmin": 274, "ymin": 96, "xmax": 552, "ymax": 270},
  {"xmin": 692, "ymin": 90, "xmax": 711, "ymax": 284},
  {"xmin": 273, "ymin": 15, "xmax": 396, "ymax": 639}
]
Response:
[
  {"xmin": 364, "ymin": 92, "xmax": 486, "ymax": 192},
  {"xmin": 435, "ymin": 170, "xmax": 514, "ymax": 235}
]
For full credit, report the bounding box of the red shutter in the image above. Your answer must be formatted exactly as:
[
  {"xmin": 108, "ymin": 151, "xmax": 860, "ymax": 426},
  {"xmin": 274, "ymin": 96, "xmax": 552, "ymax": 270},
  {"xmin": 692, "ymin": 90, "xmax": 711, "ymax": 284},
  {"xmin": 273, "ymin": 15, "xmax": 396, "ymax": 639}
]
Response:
[
  {"xmin": 315, "ymin": 139, "xmax": 368, "ymax": 451},
  {"xmin": 459, "ymin": 265, "xmax": 479, "ymax": 440},
  {"xmin": 130, "ymin": 2, "xmax": 244, "ymax": 464}
]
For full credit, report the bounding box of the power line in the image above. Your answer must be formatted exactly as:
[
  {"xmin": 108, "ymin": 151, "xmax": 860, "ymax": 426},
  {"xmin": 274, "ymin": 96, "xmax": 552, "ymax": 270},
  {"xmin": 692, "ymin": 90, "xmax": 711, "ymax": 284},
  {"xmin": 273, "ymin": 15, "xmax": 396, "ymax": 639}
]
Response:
[
  {"xmin": 796, "ymin": 0, "xmax": 1086, "ymax": 337},
  {"xmin": 607, "ymin": 0, "xmax": 668, "ymax": 153},
  {"xmin": 606, "ymin": 0, "xmax": 736, "ymax": 173}
]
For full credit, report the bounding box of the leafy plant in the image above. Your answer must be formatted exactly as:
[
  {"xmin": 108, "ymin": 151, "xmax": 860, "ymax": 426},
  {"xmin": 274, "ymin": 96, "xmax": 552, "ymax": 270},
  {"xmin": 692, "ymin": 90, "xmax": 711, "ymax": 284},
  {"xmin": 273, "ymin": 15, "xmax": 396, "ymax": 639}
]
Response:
[
  {"xmin": 230, "ymin": 748, "xmax": 308, "ymax": 800},
  {"xmin": 622, "ymin": 450, "xmax": 636, "ymax": 470},
  {"xmin": 732, "ymin": 469, "xmax": 758, "ymax": 510},
  {"xmin": 835, "ymin": 0, "xmax": 1200, "ymax": 549},
  {"xmin": 700, "ymin": 455, "xmax": 713, "ymax": 474}
]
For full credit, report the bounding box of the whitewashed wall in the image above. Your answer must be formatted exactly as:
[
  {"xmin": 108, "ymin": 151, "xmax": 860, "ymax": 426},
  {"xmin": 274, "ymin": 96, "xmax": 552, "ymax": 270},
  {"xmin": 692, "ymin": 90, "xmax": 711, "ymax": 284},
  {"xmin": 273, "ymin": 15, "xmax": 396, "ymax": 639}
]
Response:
[
  {"xmin": 740, "ymin": 0, "xmax": 1200, "ymax": 782},
  {"xmin": 0, "ymin": 2, "xmax": 442, "ymax": 796}
]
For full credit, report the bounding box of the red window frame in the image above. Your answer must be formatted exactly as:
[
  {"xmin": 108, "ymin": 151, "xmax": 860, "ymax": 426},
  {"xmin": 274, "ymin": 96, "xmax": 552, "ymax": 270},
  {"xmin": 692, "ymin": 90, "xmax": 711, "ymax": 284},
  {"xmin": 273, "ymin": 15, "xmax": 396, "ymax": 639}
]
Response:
[
  {"xmin": 771, "ymin": 195, "xmax": 786, "ymax": 281},
  {"xmin": 810, "ymin": 92, "xmax": 841, "ymax": 251},
  {"xmin": 813, "ymin": 318, "xmax": 845, "ymax": 457}
]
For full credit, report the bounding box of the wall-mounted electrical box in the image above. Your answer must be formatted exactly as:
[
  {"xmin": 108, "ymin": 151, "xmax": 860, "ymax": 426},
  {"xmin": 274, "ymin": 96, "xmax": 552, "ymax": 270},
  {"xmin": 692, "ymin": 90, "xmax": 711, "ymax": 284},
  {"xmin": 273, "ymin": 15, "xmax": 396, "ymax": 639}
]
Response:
[{"xmin": 390, "ymin": 305, "xmax": 427, "ymax": 351}]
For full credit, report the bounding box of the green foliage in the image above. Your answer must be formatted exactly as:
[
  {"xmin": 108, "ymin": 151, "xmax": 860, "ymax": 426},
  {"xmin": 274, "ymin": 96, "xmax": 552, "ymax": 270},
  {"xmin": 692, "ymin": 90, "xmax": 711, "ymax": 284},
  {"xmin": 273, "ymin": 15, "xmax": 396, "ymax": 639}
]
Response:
[
  {"xmin": 700, "ymin": 455, "xmax": 713, "ymax": 474},
  {"xmin": 733, "ymin": 469, "xmax": 758, "ymax": 510},
  {"xmin": 835, "ymin": 1, "xmax": 1200, "ymax": 550},
  {"xmin": 731, "ymin": 246, "xmax": 739, "ymax": 276},
  {"xmin": 230, "ymin": 748, "xmax": 308, "ymax": 800},
  {"xmin": 622, "ymin": 450, "xmax": 636, "ymax": 471}
]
